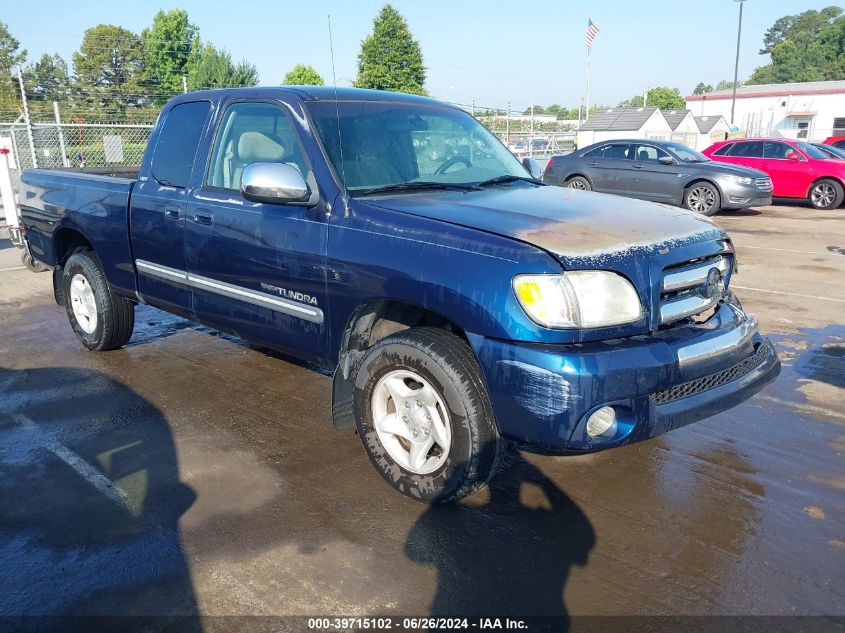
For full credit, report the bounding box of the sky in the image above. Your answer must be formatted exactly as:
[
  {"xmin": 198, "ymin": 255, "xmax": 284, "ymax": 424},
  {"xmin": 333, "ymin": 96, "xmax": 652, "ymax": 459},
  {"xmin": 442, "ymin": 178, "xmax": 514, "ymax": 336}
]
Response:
[{"xmin": 3, "ymin": 0, "xmax": 837, "ymax": 112}]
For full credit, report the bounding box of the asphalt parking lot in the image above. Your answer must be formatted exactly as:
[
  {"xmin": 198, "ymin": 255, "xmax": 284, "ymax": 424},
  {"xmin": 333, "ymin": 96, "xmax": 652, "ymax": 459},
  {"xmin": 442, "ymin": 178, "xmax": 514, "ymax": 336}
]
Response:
[{"xmin": 0, "ymin": 203, "xmax": 843, "ymax": 627}]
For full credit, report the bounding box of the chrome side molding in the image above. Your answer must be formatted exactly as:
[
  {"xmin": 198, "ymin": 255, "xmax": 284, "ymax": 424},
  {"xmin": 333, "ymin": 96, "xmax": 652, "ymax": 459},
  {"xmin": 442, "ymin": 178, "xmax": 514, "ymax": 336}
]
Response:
[{"xmin": 135, "ymin": 259, "xmax": 324, "ymax": 324}]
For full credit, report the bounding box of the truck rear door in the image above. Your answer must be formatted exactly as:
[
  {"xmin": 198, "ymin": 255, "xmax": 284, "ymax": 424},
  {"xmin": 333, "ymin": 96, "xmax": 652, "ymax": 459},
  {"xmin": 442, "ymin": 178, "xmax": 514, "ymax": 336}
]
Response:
[
  {"xmin": 130, "ymin": 100, "xmax": 213, "ymax": 315},
  {"xmin": 184, "ymin": 99, "xmax": 328, "ymax": 364}
]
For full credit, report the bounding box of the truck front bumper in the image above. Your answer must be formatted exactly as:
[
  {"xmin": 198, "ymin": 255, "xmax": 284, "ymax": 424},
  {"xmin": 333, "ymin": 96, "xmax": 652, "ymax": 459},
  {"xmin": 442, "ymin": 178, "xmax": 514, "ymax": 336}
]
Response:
[{"xmin": 468, "ymin": 301, "xmax": 780, "ymax": 451}]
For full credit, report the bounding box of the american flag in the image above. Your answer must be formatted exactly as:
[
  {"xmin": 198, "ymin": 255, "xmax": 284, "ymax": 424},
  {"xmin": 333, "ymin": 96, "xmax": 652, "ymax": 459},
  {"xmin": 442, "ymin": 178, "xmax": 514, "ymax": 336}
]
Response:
[{"xmin": 586, "ymin": 19, "xmax": 599, "ymax": 47}]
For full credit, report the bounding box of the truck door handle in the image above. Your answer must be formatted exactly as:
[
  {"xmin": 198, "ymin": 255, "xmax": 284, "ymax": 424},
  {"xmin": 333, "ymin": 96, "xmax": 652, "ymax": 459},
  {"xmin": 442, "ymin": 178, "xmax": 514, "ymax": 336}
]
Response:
[
  {"xmin": 589, "ymin": 161, "xmax": 599, "ymax": 166},
  {"xmin": 634, "ymin": 163, "xmax": 644, "ymax": 169},
  {"xmin": 192, "ymin": 211, "xmax": 213, "ymax": 225},
  {"xmin": 164, "ymin": 207, "xmax": 181, "ymax": 219}
]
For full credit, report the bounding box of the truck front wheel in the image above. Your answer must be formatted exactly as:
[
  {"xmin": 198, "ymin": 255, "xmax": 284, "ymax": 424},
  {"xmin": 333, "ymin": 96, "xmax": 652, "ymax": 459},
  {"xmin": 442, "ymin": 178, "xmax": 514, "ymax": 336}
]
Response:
[
  {"xmin": 353, "ymin": 327, "xmax": 505, "ymax": 503},
  {"xmin": 62, "ymin": 251, "xmax": 135, "ymax": 351}
]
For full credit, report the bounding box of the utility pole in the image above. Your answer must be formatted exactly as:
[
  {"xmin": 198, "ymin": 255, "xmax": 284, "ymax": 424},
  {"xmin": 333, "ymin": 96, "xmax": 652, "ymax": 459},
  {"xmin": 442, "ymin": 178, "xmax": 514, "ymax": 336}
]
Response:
[
  {"xmin": 182, "ymin": 75, "xmax": 188, "ymax": 93},
  {"xmin": 731, "ymin": 0, "xmax": 747, "ymax": 126},
  {"xmin": 643, "ymin": 84, "xmax": 648, "ymax": 107},
  {"xmin": 16, "ymin": 66, "xmax": 37, "ymax": 169},
  {"xmin": 53, "ymin": 101, "xmax": 69, "ymax": 168},
  {"xmin": 530, "ymin": 103, "xmax": 535, "ymax": 157},
  {"xmin": 506, "ymin": 101, "xmax": 510, "ymax": 144}
]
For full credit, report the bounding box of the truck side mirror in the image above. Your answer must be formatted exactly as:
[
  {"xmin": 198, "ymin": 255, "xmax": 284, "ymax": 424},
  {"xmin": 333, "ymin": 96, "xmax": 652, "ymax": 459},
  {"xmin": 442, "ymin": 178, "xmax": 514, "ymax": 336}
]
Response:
[
  {"xmin": 659, "ymin": 156, "xmax": 676, "ymax": 165},
  {"xmin": 241, "ymin": 162, "xmax": 310, "ymax": 204},
  {"xmin": 522, "ymin": 157, "xmax": 542, "ymax": 179}
]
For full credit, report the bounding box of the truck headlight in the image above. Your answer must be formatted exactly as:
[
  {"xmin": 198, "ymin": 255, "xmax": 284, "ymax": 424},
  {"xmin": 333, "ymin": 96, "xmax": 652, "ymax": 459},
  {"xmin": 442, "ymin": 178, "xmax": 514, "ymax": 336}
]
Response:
[
  {"xmin": 726, "ymin": 174, "xmax": 753, "ymax": 186},
  {"xmin": 513, "ymin": 271, "xmax": 643, "ymax": 329}
]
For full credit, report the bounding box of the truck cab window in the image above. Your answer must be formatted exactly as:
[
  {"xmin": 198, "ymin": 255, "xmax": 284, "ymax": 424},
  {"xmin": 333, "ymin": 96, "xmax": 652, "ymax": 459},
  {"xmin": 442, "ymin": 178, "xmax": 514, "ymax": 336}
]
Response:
[
  {"xmin": 150, "ymin": 101, "xmax": 212, "ymax": 188},
  {"xmin": 206, "ymin": 102, "xmax": 309, "ymax": 191}
]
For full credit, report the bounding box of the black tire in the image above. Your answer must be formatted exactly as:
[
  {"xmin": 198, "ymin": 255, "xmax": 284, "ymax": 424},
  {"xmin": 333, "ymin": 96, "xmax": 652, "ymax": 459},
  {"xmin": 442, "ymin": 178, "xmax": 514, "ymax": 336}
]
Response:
[
  {"xmin": 684, "ymin": 182, "xmax": 721, "ymax": 216},
  {"xmin": 565, "ymin": 176, "xmax": 592, "ymax": 191},
  {"xmin": 21, "ymin": 251, "xmax": 48, "ymax": 273},
  {"xmin": 62, "ymin": 251, "xmax": 135, "ymax": 351},
  {"xmin": 808, "ymin": 178, "xmax": 844, "ymax": 210},
  {"xmin": 353, "ymin": 327, "xmax": 505, "ymax": 503}
]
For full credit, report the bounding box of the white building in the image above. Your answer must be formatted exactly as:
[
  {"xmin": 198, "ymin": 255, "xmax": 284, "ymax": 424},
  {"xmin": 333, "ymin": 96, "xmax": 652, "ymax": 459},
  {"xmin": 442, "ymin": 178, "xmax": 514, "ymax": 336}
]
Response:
[
  {"xmin": 576, "ymin": 107, "xmax": 672, "ymax": 147},
  {"xmin": 694, "ymin": 115, "xmax": 731, "ymax": 148},
  {"xmin": 685, "ymin": 80, "xmax": 845, "ymax": 141}
]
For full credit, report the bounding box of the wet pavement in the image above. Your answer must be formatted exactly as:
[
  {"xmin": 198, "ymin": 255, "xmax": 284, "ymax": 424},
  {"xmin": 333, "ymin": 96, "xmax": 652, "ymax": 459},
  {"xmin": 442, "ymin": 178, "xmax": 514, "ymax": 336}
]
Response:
[{"xmin": 0, "ymin": 204, "xmax": 843, "ymax": 626}]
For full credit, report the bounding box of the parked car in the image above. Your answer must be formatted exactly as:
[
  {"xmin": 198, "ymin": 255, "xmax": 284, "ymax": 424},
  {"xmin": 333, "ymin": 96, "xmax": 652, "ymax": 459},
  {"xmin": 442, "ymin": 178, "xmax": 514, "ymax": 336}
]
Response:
[
  {"xmin": 543, "ymin": 139, "xmax": 772, "ymax": 216},
  {"xmin": 17, "ymin": 87, "xmax": 779, "ymax": 503},
  {"xmin": 812, "ymin": 142, "xmax": 845, "ymax": 160},
  {"xmin": 823, "ymin": 135, "xmax": 845, "ymax": 150},
  {"xmin": 508, "ymin": 140, "xmax": 527, "ymax": 154},
  {"xmin": 704, "ymin": 138, "xmax": 845, "ymax": 210}
]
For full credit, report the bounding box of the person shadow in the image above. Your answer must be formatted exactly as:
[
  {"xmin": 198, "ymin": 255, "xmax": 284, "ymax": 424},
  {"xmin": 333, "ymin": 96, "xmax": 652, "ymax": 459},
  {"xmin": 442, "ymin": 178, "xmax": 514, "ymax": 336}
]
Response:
[
  {"xmin": 405, "ymin": 447, "xmax": 595, "ymax": 630},
  {"xmin": 0, "ymin": 365, "xmax": 200, "ymax": 632}
]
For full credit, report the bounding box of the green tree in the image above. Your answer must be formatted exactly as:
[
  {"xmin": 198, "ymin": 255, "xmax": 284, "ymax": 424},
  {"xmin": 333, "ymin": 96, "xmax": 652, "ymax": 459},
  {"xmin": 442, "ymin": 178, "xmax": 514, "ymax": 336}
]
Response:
[
  {"xmin": 282, "ymin": 64, "xmax": 324, "ymax": 85},
  {"xmin": 749, "ymin": 7, "xmax": 845, "ymax": 84},
  {"xmin": 619, "ymin": 87, "xmax": 685, "ymax": 110},
  {"xmin": 646, "ymin": 87, "xmax": 685, "ymax": 110},
  {"xmin": 142, "ymin": 9, "xmax": 200, "ymax": 99},
  {"xmin": 355, "ymin": 4, "xmax": 426, "ymax": 95},
  {"xmin": 693, "ymin": 82, "xmax": 713, "ymax": 95},
  {"xmin": 72, "ymin": 24, "xmax": 145, "ymax": 112},
  {"xmin": 0, "ymin": 21, "xmax": 27, "ymax": 107},
  {"xmin": 188, "ymin": 43, "xmax": 258, "ymax": 90},
  {"xmin": 24, "ymin": 53, "xmax": 70, "ymax": 101},
  {"xmin": 716, "ymin": 79, "xmax": 742, "ymax": 90},
  {"xmin": 760, "ymin": 6, "xmax": 842, "ymax": 54}
]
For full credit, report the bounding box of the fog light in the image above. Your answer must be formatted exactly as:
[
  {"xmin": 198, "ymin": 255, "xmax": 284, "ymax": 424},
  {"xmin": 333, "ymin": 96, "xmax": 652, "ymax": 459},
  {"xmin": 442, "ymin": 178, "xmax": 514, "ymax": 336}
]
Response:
[{"xmin": 586, "ymin": 406, "xmax": 617, "ymax": 438}]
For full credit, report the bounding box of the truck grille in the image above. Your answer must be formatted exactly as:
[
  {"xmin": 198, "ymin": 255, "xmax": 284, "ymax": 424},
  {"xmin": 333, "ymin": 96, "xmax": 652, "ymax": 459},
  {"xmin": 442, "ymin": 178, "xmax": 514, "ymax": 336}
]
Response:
[
  {"xmin": 755, "ymin": 177, "xmax": 773, "ymax": 192},
  {"xmin": 659, "ymin": 254, "xmax": 732, "ymax": 325},
  {"xmin": 650, "ymin": 343, "xmax": 768, "ymax": 405}
]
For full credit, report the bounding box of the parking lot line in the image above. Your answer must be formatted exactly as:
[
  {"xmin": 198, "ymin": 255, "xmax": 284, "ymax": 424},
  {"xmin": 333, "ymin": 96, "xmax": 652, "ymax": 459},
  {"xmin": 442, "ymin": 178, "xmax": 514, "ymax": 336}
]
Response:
[
  {"xmin": 0, "ymin": 266, "xmax": 26, "ymax": 272},
  {"xmin": 738, "ymin": 245, "xmax": 844, "ymax": 257},
  {"xmin": 756, "ymin": 395, "xmax": 845, "ymax": 422},
  {"xmin": 731, "ymin": 285, "xmax": 845, "ymax": 303},
  {"xmin": 12, "ymin": 412, "xmax": 132, "ymax": 511}
]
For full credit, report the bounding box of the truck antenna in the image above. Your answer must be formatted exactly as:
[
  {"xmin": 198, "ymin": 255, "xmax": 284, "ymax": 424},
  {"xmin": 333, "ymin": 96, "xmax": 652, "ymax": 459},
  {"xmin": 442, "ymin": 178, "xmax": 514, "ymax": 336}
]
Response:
[{"xmin": 328, "ymin": 14, "xmax": 349, "ymax": 215}]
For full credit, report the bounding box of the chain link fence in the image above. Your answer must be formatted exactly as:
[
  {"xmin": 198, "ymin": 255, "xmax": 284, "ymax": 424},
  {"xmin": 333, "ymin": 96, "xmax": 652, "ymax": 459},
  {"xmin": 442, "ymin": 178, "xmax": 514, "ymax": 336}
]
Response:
[{"xmin": 0, "ymin": 121, "xmax": 153, "ymax": 194}]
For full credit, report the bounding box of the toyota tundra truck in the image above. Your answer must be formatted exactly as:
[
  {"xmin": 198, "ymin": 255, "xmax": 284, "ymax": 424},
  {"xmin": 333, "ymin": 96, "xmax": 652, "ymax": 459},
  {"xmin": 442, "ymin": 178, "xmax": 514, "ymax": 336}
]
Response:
[{"xmin": 17, "ymin": 87, "xmax": 780, "ymax": 502}]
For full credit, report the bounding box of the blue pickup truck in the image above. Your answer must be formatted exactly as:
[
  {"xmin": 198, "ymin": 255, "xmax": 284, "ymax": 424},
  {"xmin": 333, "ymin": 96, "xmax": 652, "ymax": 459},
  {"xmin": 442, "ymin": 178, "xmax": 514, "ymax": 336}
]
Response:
[{"xmin": 18, "ymin": 87, "xmax": 779, "ymax": 502}]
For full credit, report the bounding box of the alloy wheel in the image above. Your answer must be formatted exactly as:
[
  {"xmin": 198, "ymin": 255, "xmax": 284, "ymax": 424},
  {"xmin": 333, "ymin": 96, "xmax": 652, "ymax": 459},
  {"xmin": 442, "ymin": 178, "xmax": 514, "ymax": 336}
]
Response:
[
  {"xmin": 371, "ymin": 369, "xmax": 452, "ymax": 474},
  {"xmin": 69, "ymin": 274, "xmax": 98, "ymax": 334},
  {"xmin": 688, "ymin": 186, "xmax": 716, "ymax": 213},
  {"xmin": 812, "ymin": 182, "xmax": 836, "ymax": 208}
]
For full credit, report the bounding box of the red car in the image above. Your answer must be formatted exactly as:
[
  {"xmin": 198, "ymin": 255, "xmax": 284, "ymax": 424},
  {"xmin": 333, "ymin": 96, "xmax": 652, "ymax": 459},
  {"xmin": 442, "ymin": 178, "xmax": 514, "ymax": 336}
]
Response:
[
  {"xmin": 823, "ymin": 135, "xmax": 845, "ymax": 150},
  {"xmin": 703, "ymin": 138, "xmax": 845, "ymax": 210}
]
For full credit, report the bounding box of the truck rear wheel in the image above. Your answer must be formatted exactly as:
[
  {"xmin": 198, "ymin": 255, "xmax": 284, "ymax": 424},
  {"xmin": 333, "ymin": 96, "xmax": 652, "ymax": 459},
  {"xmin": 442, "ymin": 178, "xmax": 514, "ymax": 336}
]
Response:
[
  {"xmin": 62, "ymin": 251, "xmax": 135, "ymax": 351},
  {"xmin": 353, "ymin": 327, "xmax": 505, "ymax": 503}
]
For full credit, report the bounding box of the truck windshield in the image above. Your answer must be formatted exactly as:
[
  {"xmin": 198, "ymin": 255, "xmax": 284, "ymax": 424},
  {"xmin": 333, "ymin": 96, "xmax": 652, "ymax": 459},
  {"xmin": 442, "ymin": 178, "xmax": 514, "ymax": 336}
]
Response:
[{"xmin": 306, "ymin": 100, "xmax": 528, "ymax": 195}]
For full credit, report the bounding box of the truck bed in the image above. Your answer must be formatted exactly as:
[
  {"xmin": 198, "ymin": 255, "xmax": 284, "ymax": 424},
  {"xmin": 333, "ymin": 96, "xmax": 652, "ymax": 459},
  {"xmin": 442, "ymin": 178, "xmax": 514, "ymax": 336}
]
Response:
[{"xmin": 19, "ymin": 168, "xmax": 138, "ymax": 295}]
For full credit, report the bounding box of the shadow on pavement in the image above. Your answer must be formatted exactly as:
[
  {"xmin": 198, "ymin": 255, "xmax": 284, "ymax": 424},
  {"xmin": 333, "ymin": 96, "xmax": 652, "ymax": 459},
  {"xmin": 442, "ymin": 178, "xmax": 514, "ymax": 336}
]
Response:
[
  {"xmin": 404, "ymin": 448, "xmax": 595, "ymax": 628},
  {"xmin": 0, "ymin": 365, "xmax": 200, "ymax": 631}
]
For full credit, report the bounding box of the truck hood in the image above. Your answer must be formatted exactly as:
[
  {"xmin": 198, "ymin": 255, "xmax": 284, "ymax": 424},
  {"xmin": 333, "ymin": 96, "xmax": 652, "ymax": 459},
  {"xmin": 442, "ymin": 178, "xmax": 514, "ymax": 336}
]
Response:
[{"xmin": 364, "ymin": 185, "xmax": 725, "ymax": 261}]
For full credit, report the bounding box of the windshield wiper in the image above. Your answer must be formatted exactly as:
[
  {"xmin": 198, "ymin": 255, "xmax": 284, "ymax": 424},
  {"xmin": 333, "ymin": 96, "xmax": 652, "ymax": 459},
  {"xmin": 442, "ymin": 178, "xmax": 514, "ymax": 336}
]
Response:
[
  {"xmin": 358, "ymin": 181, "xmax": 481, "ymax": 196},
  {"xmin": 476, "ymin": 175, "xmax": 546, "ymax": 187}
]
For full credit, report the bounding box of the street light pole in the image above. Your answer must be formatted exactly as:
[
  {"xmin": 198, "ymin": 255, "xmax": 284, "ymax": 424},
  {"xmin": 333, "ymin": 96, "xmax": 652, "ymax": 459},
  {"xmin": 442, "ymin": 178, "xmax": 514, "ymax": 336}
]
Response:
[{"xmin": 730, "ymin": 0, "xmax": 747, "ymax": 126}]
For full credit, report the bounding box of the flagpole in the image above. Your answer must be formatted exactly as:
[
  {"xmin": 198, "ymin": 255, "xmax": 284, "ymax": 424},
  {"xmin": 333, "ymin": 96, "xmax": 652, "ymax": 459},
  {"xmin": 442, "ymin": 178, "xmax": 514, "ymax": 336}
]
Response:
[{"xmin": 585, "ymin": 43, "xmax": 591, "ymax": 122}]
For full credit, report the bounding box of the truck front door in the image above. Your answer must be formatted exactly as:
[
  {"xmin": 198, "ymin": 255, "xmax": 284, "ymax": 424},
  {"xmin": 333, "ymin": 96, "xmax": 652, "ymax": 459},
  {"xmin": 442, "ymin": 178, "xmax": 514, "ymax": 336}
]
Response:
[
  {"xmin": 130, "ymin": 100, "xmax": 212, "ymax": 316},
  {"xmin": 185, "ymin": 100, "xmax": 328, "ymax": 364}
]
